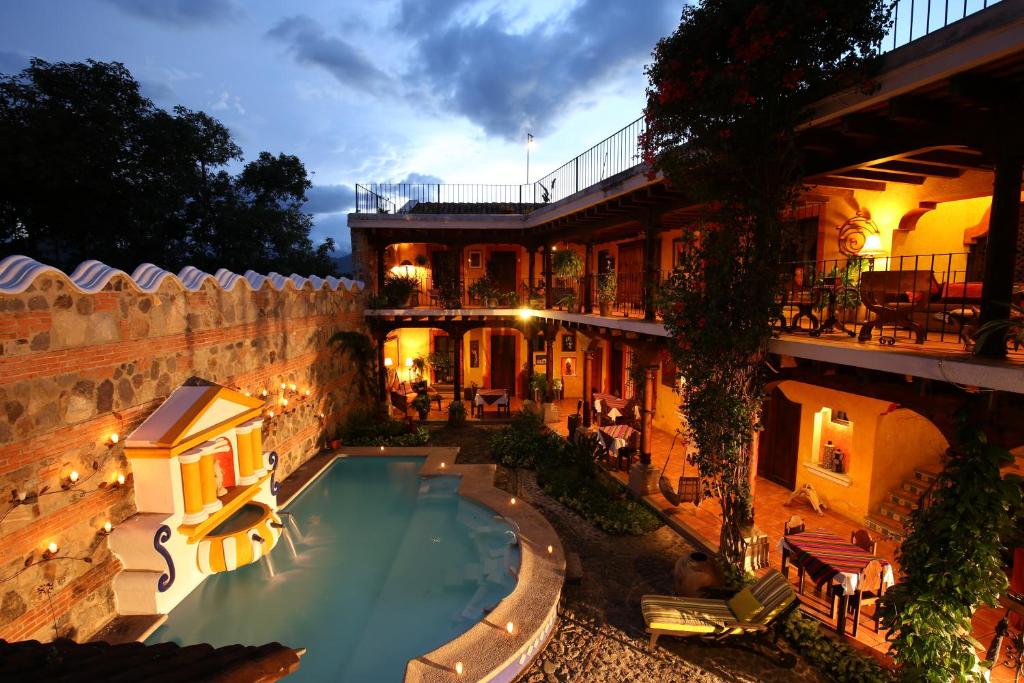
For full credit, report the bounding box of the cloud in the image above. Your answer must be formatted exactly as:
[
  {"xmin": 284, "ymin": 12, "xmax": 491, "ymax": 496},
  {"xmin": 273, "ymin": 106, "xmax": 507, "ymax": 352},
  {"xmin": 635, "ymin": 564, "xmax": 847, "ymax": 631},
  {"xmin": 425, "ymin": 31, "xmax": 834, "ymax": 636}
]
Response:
[
  {"xmin": 211, "ymin": 90, "xmax": 246, "ymax": 116},
  {"xmin": 304, "ymin": 184, "xmax": 355, "ymax": 214},
  {"xmin": 396, "ymin": 172, "xmax": 443, "ymax": 184},
  {"xmin": 267, "ymin": 15, "xmax": 389, "ymax": 94},
  {"xmin": 312, "ymin": 213, "xmax": 351, "ymax": 253},
  {"xmin": 399, "ymin": 0, "xmax": 677, "ymax": 140},
  {"xmin": 139, "ymin": 80, "xmax": 176, "ymax": 105},
  {"xmin": 100, "ymin": 0, "xmax": 242, "ymax": 27}
]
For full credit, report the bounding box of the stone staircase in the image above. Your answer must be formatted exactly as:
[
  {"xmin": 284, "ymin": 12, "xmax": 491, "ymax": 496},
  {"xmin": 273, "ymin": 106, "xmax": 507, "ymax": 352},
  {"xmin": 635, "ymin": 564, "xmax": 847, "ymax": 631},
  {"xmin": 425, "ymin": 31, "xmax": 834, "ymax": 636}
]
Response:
[{"xmin": 865, "ymin": 463, "xmax": 942, "ymax": 542}]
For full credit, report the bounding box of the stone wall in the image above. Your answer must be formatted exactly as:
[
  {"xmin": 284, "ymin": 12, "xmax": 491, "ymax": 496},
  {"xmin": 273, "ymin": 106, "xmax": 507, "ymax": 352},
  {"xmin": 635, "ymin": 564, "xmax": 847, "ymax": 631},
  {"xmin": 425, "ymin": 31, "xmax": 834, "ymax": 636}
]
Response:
[{"xmin": 0, "ymin": 264, "xmax": 365, "ymax": 643}]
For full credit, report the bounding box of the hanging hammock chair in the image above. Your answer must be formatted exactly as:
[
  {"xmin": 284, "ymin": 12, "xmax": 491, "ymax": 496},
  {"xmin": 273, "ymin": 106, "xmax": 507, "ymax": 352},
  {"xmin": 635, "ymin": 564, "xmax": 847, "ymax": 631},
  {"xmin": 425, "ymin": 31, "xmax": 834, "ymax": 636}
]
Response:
[{"xmin": 659, "ymin": 430, "xmax": 702, "ymax": 507}]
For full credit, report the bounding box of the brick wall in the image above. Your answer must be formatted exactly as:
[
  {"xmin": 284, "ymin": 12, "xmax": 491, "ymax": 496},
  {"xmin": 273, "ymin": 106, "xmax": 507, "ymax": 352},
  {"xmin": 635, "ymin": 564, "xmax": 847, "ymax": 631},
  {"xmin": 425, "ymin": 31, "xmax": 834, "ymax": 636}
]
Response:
[{"xmin": 0, "ymin": 268, "xmax": 366, "ymax": 642}]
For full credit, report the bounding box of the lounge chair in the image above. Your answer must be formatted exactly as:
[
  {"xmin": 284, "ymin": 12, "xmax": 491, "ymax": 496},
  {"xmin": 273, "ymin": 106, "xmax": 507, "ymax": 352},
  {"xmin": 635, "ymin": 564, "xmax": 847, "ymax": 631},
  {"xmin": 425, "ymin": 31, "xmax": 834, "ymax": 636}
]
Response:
[{"xmin": 641, "ymin": 570, "xmax": 798, "ymax": 667}]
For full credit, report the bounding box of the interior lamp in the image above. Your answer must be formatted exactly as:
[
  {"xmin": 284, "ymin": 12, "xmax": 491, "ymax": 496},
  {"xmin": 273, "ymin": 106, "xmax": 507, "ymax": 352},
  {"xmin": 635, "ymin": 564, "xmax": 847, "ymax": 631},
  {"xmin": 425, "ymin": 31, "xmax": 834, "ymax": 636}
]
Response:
[
  {"xmin": 405, "ymin": 358, "xmax": 413, "ymax": 368},
  {"xmin": 861, "ymin": 233, "xmax": 885, "ymax": 256},
  {"xmin": 384, "ymin": 357, "xmax": 394, "ymax": 368}
]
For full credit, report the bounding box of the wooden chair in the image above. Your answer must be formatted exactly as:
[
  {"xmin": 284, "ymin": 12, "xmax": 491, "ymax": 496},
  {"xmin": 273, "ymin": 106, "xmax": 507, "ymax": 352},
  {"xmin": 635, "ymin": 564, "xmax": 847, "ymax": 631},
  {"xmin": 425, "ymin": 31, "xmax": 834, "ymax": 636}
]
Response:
[
  {"xmin": 849, "ymin": 559, "xmax": 886, "ymax": 636},
  {"xmin": 850, "ymin": 529, "xmax": 877, "ymax": 555},
  {"xmin": 783, "ymin": 516, "xmax": 806, "ymax": 594}
]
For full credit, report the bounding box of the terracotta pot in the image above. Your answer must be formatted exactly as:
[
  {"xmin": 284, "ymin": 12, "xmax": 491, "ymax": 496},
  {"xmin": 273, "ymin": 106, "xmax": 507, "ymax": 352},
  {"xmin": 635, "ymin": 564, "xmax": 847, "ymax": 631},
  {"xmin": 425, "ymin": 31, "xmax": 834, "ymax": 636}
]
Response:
[
  {"xmin": 330, "ymin": 439, "xmax": 341, "ymax": 449},
  {"xmin": 673, "ymin": 551, "xmax": 722, "ymax": 597},
  {"xmin": 599, "ymin": 301, "xmax": 611, "ymax": 316}
]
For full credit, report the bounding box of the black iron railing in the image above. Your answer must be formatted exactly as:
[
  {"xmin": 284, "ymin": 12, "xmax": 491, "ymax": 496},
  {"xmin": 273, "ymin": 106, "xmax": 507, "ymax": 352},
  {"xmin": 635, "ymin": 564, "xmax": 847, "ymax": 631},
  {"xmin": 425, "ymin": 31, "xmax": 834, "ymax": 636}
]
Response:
[{"xmin": 883, "ymin": 0, "xmax": 1000, "ymax": 52}]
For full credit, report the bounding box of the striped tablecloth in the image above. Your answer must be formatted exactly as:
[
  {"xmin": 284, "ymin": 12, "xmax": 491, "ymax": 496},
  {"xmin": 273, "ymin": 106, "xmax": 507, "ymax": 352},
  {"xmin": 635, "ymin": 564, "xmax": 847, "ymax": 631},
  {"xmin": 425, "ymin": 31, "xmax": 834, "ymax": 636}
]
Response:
[
  {"xmin": 594, "ymin": 393, "xmax": 630, "ymax": 420},
  {"xmin": 782, "ymin": 530, "xmax": 894, "ymax": 594},
  {"xmin": 600, "ymin": 424, "xmax": 637, "ymax": 452}
]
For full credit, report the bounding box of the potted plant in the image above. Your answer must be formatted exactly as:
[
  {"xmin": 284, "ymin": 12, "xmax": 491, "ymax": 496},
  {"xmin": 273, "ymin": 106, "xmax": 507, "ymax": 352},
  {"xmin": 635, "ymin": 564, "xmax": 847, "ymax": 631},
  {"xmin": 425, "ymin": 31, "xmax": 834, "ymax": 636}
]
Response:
[
  {"xmin": 410, "ymin": 357, "xmax": 427, "ymax": 383},
  {"xmin": 468, "ymin": 277, "xmax": 497, "ymax": 307},
  {"xmin": 382, "ymin": 273, "xmax": 419, "ymax": 307},
  {"xmin": 597, "ymin": 270, "xmax": 616, "ymax": 316},
  {"xmin": 498, "ymin": 290, "xmax": 519, "ymax": 308},
  {"xmin": 426, "ymin": 351, "xmax": 452, "ymax": 384},
  {"xmin": 448, "ymin": 400, "xmax": 466, "ymax": 426},
  {"xmin": 329, "ymin": 426, "xmax": 342, "ymax": 450},
  {"xmin": 411, "ymin": 390, "xmax": 432, "ymax": 420},
  {"xmin": 552, "ymin": 249, "xmax": 584, "ymax": 279},
  {"xmin": 530, "ymin": 372, "xmax": 559, "ymax": 423},
  {"xmin": 436, "ymin": 277, "xmax": 462, "ymax": 309},
  {"xmin": 557, "ymin": 291, "xmax": 581, "ymax": 313}
]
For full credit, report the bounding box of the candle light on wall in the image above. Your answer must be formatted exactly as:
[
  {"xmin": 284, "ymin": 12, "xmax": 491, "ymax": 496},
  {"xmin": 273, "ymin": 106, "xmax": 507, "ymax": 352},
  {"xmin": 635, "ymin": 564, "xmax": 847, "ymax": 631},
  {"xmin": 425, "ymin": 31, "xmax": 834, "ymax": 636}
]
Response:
[
  {"xmin": 509, "ymin": 497, "xmax": 516, "ymax": 505},
  {"xmin": 108, "ymin": 432, "xmax": 119, "ymax": 446},
  {"xmin": 289, "ymin": 383, "xmax": 297, "ymax": 393},
  {"xmin": 102, "ymin": 521, "xmax": 112, "ymax": 534},
  {"xmin": 260, "ymin": 388, "xmax": 268, "ymax": 398},
  {"xmin": 304, "ymin": 388, "xmax": 311, "ymax": 397},
  {"xmin": 505, "ymin": 621, "xmax": 515, "ymax": 635},
  {"xmin": 280, "ymin": 383, "xmax": 287, "ymax": 391},
  {"xmin": 69, "ymin": 470, "xmax": 79, "ymax": 484},
  {"xmin": 547, "ymin": 545, "xmax": 554, "ymax": 555},
  {"xmin": 116, "ymin": 473, "xmax": 126, "ymax": 486},
  {"xmin": 454, "ymin": 661, "xmax": 464, "ymax": 676},
  {"xmin": 46, "ymin": 541, "xmax": 59, "ymax": 556}
]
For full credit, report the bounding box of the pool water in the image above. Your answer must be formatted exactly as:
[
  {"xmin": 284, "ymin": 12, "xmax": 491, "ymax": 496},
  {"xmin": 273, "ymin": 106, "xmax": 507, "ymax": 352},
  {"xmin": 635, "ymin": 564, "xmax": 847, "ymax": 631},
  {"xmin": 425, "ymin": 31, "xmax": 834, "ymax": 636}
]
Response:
[{"xmin": 147, "ymin": 457, "xmax": 520, "ymax": 682}]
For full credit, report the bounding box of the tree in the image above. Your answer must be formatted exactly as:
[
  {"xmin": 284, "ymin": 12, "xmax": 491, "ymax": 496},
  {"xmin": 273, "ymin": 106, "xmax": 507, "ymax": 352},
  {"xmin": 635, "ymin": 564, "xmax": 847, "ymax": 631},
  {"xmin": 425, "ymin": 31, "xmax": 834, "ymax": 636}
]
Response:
[
  {"xmin": 645, "ymin": 0, "xmax": 889, "ymax": 572},
  {"xmin": 879, "ymin": 408, "xmax": 1022, "ymax": 682},
  {"xmin": 0, "ymin": 58, "xmax": 336, "ymax": 276}
]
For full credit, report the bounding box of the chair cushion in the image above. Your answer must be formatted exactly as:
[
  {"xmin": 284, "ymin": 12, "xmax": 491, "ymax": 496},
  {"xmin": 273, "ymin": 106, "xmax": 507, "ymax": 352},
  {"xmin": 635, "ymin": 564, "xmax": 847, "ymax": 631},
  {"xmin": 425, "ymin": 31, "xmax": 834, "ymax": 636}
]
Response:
[
  {"xmin": 749, "ymin": 571, "xmax": 797, "ymax": 624},
  {"xmin": 641, "ymin": 595, "xmax": 734, "ymax": 634},
  {"xmin": 727, "ymin": 588, "xmax": 763, "ymax": 623}
]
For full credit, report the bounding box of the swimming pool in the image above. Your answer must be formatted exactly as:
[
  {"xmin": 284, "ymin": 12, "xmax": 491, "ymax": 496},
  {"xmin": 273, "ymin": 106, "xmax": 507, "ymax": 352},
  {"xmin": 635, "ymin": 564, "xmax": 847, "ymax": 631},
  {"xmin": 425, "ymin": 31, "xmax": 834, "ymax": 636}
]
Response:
[{"xmin": 146, "ymin": 456, "xmax": 521, "ymax": 681}]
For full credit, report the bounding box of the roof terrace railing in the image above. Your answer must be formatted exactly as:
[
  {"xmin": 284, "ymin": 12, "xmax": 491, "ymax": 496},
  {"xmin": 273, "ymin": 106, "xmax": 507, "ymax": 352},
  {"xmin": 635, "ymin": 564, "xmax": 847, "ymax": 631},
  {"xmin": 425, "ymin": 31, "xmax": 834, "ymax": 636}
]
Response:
[
  {"xmin": 354, "ymin": 0, "xmax": 1001, "ymax": 216},
  {"xmin": 882, "ymin": 0, "xmax": 1000, "ymax": 52}
]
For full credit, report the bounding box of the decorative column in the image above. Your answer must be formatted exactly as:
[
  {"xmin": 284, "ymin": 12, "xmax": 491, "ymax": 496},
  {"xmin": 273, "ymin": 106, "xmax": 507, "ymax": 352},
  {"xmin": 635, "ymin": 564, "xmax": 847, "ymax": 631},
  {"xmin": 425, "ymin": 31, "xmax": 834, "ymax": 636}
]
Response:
[
  {"xmin": 583, "ymin": 241, "xmax": 594, "ymax": 314},
  {"xmin": 179, "ymin": 448, "xmax": 207, "ymax": 525},
  {"xmin": 197, "ymin": 440, "xmax": 223, "ymax": 514},
  {"xmin": 524, "ymin": 324, "xmax": 535, "ymax": 398},
  {"xmin": 235, "ymin": 421, "xmax": 257, "ymax": 486},
  {"xmin": 629, "ymin": 365, "xmax": 660, "ymax": 497},
  {"xmin": 454, "ymin": 244, "xmax": 465, "ymax": 307},
  {"xmin": 527, "ymin": 244, "xmax": 537, "ymax": 299},
  {"xmin": 375, "ymin": 330, "xmax": 388, "ymax": 403},
  {"xmin": 977, "ymin": 151, "xmax": 1023, "ymax": 358},
  {"xmin": 582, "ymin": 348, "xmax": 594, "ymax": 428},
  {"xmin": 250, "ymin": 418, "xmax": 266, "ymax": 477},
  {"xmin": 544, "ymin": 334, "xmax": 555, "ymax": 403}
]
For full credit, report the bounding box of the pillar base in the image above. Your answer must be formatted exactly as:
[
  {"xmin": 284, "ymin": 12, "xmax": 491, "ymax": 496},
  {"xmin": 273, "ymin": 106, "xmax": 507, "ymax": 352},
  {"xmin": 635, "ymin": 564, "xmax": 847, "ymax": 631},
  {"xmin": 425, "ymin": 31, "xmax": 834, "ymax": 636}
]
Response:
[
  {"xmin": 628, "ymin": 463, "xmax": 660, "ymax": 497},
  {"xmin": 237, "ymin": 474, "xmax": 259, "ymax": 486},
  {"xmin": 182, "ymin": 510, "xmax": 208, "ymax": 525},
  {"xmin": 202, "ymin": 500, "xmax": 223, "ymax": 513},
  {"xmin": 542, "ymin": 402, "xmax": 559, "ymax": 423}
]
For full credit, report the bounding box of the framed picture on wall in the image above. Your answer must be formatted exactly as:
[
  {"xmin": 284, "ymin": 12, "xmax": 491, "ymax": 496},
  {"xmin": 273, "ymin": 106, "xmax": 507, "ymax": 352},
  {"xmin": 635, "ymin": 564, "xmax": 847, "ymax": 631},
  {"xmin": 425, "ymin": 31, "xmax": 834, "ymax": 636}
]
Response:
[
  {"xmin": 562, "ymin": 356, "xmax": 577, "ymax": 377},
  {"xmin": 672, "ymin": 238, "xmax": 686, "ymax": 269},
  {"xmin": 469, "ymin": 340, "xmax": 480, "ymax": 368},
  {"xmin": 468, "ymin": 250, "xmax": 483, "ymax": 269},
  {"xmin": 561, "ymin": 333, "xmax": 576, "ymax": 353},
  {"xmin": 536, "ymin": 354, "xmax": 547, "ymax": 366}
]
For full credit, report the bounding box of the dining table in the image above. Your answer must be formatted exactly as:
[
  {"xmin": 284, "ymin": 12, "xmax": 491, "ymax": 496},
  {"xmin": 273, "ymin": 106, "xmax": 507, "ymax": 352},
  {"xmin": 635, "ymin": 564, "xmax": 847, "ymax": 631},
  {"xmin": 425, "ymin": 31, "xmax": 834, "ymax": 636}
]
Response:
[
  {"xmin": 473, "ymin": 388, "xmax": 509, "ymax": 416},
  {"xmin": 780, "ymin": 529, "xmax": 895, "ymax": 637},
  {"xmin": 599, "ymin": 423, "xmax": 638, "ymax": 470},
  {"xmin": 593, "ymin": 392, "xmax": 630, "ymax": 424}
]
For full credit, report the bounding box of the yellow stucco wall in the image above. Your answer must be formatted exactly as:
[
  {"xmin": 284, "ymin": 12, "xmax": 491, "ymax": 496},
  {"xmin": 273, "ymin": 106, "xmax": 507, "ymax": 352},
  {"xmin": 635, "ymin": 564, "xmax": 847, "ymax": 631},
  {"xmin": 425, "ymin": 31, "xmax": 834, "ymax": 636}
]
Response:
[{"xmin": 870, "ymin": 408, "xmax": 949, "ymax": 511}]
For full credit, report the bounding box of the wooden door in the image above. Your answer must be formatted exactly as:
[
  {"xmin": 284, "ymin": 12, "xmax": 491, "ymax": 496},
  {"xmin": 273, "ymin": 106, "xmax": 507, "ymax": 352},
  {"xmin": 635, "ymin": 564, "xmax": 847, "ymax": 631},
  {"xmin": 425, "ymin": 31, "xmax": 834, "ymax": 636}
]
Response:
[
  {"xmin": 490, "ymin": 334, "xmax": 517, "ymax": 396},
  {"xmin": 489, "ymin": 251, "xmax": 517, "ymax": 294},
  {"xmin": 757, "ymin": 387, "xmax": 802, "ymax": 490},
  {"xmin": 609, "ymin": 343, "xmax": 623, "ymax": 397},
  {"xmin": 617, "ymin": 242, "xmax": 644, "ymax": 311},
  {"xmin": 590, "ymin": 347, "xmax": 604, "ymax": 395}
]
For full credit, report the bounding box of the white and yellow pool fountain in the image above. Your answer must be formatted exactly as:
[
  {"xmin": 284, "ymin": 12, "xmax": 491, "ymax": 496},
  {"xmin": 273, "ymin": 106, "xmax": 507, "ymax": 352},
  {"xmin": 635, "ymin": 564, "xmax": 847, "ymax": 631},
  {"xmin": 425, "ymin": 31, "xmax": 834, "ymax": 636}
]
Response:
[{"xmin": 109, "ymin": 378, "xmax": 281, "ymax": 615}]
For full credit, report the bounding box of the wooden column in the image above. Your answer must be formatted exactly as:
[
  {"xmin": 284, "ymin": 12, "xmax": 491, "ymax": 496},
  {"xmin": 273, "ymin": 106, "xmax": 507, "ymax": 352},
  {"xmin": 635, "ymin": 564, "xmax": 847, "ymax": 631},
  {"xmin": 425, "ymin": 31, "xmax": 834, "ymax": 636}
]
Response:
[
  {"xmin": 582, "ymin": 349, "xmax": 594, "ymax": 427},
  {"xmin": 544, "ymin": 245, "xmax": 554, "ymax": 309},
  {"xmin": 527, "ymin": 244, "xmax": 536, "ymax": 297},
  {"xmin": 583, "ymin": 241, "xmax": 594, "ymax": 314},
  {"xmin": 545, "ymin": 334, "xmax": 555, "ymax": 402},
  {"xmin": 640, "ymin": 365, "xmax": 657, "ymax": 465},
  {"xmin": 977, "ymin": 153, "xmax": 1023, "ymax": 358},
  {"xmin": 454, "ymin": 244, "xmax": 465, "ymax": 307},
  {"xmin": 643, "ymin": 221, "xmax": 659, "ymax": 321},
  {"xmin": 524, "ymin": 324, "xmax": 535, "ymax": 398},
  {"xmin": 453, "ymin": 328, "xmax": 464, "ymax": 402}
]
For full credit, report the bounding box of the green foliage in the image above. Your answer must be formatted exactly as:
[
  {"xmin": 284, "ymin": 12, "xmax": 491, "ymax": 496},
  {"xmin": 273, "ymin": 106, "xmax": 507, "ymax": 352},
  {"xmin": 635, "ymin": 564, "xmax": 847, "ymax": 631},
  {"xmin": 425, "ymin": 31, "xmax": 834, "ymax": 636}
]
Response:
[
  {"xmin": 339, "ymin": 408, "xmax": 430, "ymax": 446},
  {"xmin": 382, "ymin": 274, "xmax": 419, "ymax": 307},
  {"xmin": 597, "ymin": 270, "xmax": 617, "ymax": 304},
  {"xmin": 529, "ymin": 372, "xmax": 550, "ymax": 401},
  {"xmin": 879, "ymin": 411, "xmax": 1023, "ymax": 682},
  {"xmin": 552, "ymin": 249, "xmax": 584, "ymax": 278},
  {"xmin": 644, "ymin": 0, "xmax": 889, "ymax": 570},
  {"xmin": 489, "ymin": 415, "xmax": 662, "ymax": 535},
  {"xmin": 328, "ymin": 331, "xmax": 377, "ymax": 398},
  {"xmin": 0, "ymin": 59, "xmax": 335, "ymax": 275},
  {"xmin": 468, "ymin": 277, "xmax": 498, "ymax": 303},
  {"xmin": 782, "ymin": 612, "xmax": 894, "ymax": 683},
  {"xmin": 973, "ymin": 303, "xmax": 1024, "ymax": 355},
  {"xmin": 447, "ymin": 400, "xmax": 467, "ymax": 426},
  {"xmin": 425, "ymin": 351, "xmax": 452, "ymax": 381},
  {"xmin": 411, "ymin": 391, "xmax": 432, "ymax": 416}
]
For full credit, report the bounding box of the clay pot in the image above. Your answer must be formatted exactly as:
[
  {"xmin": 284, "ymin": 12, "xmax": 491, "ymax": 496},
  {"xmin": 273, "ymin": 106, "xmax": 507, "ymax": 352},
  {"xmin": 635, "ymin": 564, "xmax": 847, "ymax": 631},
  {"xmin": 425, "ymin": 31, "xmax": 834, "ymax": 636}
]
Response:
[{"xmin": 673, "ymin": 551, "xmax": 722, "ymax": 597}]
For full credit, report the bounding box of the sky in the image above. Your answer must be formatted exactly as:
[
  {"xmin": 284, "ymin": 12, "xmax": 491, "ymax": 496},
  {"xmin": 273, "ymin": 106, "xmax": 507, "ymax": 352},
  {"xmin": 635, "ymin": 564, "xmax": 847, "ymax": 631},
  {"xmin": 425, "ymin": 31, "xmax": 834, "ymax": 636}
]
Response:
[{"xmin": 0, "ymin": 0, "xmax": 683, "ymax": 255}]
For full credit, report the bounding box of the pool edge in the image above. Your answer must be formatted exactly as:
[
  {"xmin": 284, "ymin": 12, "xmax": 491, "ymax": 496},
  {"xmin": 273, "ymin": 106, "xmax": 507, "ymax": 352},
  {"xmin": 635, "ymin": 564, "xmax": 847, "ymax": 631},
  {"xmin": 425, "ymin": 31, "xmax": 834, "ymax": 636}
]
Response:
[{"xmin": 301, "ymin": 447, "xmax": 564, "ymax": 683}]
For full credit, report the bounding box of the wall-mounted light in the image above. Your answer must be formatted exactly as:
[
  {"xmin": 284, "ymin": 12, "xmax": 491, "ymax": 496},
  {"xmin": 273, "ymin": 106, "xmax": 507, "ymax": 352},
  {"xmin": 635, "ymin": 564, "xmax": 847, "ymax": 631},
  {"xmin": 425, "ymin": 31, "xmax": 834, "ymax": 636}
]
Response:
[
  {"xmin": 304, "ymin": 388, "xmax": 311, "ymax": 398},
  {"xmin": 267, "ymin": 410, "xmax": 275, "ymax": 419},
  {"xmin": 289, "ymin": 383, "xmax": 297, "ymax": 393},
  {"xmin": 102, "ymin": 521, "xmax": 112, "ymax": 534},
  {"xmin": 260, "ymin": 388, "xmax": 268, "ymax": 398},
  {"xmin": 454, "ymin": 661, "xmax": 464, "ymax": 676},
  {"xmin": 115, "ymin": 473, "xmax": 126, "ymax": 487},
  {"xmin": 384, "ymin": 357, "xmax": 394, "ymax": 368},
  {"xmin": 279, "ymin": 383, "xmax": 287, "ymax": 391},
  {"xmin": 509, "ymin": 497, "xmax": 516, "ymax": 505},
  {"xmin": 547, "ymin": 545, "xmax": 554, "ymax": 555},
  {"xmin": 107, "ymin": 432, "xmax": 119, "ymax": 447},
  {"xmin": 44, "ymin": 542, "xmax": 59, "ymax": 558},
  {"xmin": 440, "ymin": 462, "xmax": 446, "ymax": 469},
  {"xmin": 505, "ymin": 621, "xmax": 515, "ymax": 635}
]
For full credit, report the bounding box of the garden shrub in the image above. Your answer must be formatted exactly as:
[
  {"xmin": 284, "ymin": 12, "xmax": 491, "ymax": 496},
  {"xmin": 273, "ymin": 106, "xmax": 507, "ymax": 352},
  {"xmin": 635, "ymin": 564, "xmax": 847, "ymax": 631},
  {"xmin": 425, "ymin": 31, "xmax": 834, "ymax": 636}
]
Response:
[
  {"xmin": 782, "ymin": 612, "xmax": 893, "ymax": 683},
  {"xmin": 340, "ymin": 408, "xmax": 430, "ymax": 447},
  {"xmin": 491, "ymin": 414, "xmax": 662, "ymax": 535}
]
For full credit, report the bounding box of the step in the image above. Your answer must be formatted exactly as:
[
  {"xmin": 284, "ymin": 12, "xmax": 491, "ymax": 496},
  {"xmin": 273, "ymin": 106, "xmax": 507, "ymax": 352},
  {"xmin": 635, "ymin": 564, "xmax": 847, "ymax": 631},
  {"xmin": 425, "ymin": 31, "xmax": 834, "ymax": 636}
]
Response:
[
  {"xmin": 879, "ymin": 501, "xmax": 914, "ymax": 525},
  {"xmin": 914, "ymin": 463, "xmax": 943, "ymax": 484},
  {"xmin": 865, "ymin": 513, "xmax": 905, "ymax": 542},
  {"xmin": 887, "ymin": 489, "xmax": 919, "ymax": 510},
  {"xmin": 900, "ymin": 478, "xmax": 930, "ymax": 498}
]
